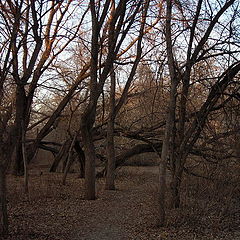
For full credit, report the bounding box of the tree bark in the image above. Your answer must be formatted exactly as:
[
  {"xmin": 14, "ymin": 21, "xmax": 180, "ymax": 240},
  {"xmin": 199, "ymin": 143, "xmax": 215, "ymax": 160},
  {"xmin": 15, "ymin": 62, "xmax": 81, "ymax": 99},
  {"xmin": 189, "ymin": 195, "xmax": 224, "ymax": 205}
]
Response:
[
  {"xmin": 158, "ymin": 0, "xmax": 178, "ymax": 226},
  {"xmin": 13, "ymin": 85, "xmax": 28, "ymax": 175},
  {"xmin": 81, "ymin": 123, "xmax": 96, "ymax": 200},
  {"xmin": 170, "ymin": 167, "xmax": 183, "ymax": 208}
]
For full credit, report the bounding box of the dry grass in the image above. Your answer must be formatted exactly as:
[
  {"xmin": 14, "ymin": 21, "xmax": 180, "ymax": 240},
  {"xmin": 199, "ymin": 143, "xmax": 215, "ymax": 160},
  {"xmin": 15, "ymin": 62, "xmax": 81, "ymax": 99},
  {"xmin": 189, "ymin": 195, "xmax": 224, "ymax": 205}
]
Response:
[{"xmin": 4, "ymin": 165, "xmax": 240, "ymax": 240}]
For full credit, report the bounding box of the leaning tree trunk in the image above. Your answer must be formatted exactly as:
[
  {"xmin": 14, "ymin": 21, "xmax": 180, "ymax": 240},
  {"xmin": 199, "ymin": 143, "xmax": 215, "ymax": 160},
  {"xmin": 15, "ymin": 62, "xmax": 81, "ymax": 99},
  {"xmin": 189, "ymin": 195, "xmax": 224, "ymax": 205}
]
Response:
[
  {"xmin": 50, "ymin": 140, "xmax": 71, "ymax": 172},
  {"xmin": 62, "ymin": 154, "xmax": 75, "ymax": 185},
  {"xmin": 0, "ymin": 165, "xmax": 8, "ymax": 236},
  {"xmin": 62, "ymin": 134, "xmax": 77, "ymax": 185}
]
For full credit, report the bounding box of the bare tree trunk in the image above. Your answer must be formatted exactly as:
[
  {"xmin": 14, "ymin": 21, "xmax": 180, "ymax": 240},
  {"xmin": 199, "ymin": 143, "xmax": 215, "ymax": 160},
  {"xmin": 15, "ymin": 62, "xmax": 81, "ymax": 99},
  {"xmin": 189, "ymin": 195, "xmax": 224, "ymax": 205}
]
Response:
[
  {"xmin": 158, "ymin": 0, "xmax": 178, "ymax": 226},
  {"xmin": 80, "ymin": 0, "xmax": 146, "ymax": 199},
  {"xmin": 158, "ymin": 83, "xmax": 177, "ymax": 224},
  {"xmin": 158, "ymin": 143, "xmax": 168, "ymax": 226},
  {"xmin": 81, "ymin": 123, "xmax": 96, "ymax": 200},
  {"xmin": 21, "ymin": 121, "xmax": 29, "ymax": 195},
  {"xmin": 105, "ymin": 70, "xmax": 116, "ymax": 190},
  {"xmin": 13, "ymin": 84, "xmax": 28, "ymax": 176},
  {"xmin": 13, "ymin": 142, "xmax": 24, "ymax": 176},
  {"xmin": 0, "ymin": 166, "xmax": 8, "ymax": 236},
  {"xmin": 79, "ymin": 0, "xmax": 101, "ymax": 200},
  {"xmin": 62, "ymin": 134, "xmax": 77, "ymax": 185},
  {"xmin": 104, "ymin": 0, "xmax": 150, "ymax": 190},
  {"xmin": 170, "ymin": 167, "xmax": 182, "ymax": 208},
  {"xmin": 62, "ymin": 156, "xmax": 74, "ymax": 185}
]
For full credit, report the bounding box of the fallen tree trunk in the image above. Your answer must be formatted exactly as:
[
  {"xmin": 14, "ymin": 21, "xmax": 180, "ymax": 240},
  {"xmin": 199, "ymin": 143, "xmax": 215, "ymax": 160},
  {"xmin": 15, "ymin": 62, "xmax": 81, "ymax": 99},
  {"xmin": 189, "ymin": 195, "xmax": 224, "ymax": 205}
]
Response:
[{"xmin": 96, "ymin": 142, "xmax": 163, "ymax": 177}]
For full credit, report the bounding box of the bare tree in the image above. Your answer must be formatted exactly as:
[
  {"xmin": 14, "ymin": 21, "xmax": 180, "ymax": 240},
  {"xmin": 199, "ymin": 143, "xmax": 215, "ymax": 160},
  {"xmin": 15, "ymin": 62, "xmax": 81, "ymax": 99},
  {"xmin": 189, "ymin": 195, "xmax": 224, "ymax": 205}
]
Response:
[
  {"xmin": 0, "ymin": 0, "xmax": 82, "ymax": 234},
  {"xmin": 80, "ymin": 0, "xmax": 149, "ymax": 199},
  {"xmin": 0, "ymin": 0, "xmax": 82, "ymax": 175},
  {"xmin": 159, "ymin": 0, "xmax": 240, "ymax": 225},
  {"xmin": 105, "ymin": 0, "xmax": 150, "ymax": 190},
  {"xmin": 158, "ymin": 0, "xmax": 178, "ymax": 226}
]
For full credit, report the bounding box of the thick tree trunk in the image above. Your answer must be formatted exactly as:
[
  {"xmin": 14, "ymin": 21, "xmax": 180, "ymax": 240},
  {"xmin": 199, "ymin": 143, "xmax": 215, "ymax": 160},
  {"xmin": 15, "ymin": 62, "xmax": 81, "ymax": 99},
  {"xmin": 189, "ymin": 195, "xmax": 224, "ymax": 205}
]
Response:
[
  {"xmin": 170, "ymin": 172, "xmax": 182, "ymax": 208},
  {"xmin": 80, "ymin": 104, "xmax": 97, "ymax": 200},
  {"xmin": 169, "ymin": 154, "xmax": 185, "ymax": 208},
  {"xmin": 13, "ymin": 85, "xmax": 28, "ymax": 176},
  {"xmin": 13, "ymin": 144, "xmax": 23, "ymax": 175},
  {"xmin": 0, "ymin": 166, "xmax": 8, "ymax": 236},
  {"xmin": 81, "ymin": 125, "xmax": 96, "ymax": 200}
]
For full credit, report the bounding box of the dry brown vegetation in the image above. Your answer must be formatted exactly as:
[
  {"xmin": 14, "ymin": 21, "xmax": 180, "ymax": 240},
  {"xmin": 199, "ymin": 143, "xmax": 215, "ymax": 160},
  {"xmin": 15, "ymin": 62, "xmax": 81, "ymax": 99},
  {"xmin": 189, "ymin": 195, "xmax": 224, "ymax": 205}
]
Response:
[{"xmin": 4, "ymin": 165, "xmax": 240, "ymax": 240}]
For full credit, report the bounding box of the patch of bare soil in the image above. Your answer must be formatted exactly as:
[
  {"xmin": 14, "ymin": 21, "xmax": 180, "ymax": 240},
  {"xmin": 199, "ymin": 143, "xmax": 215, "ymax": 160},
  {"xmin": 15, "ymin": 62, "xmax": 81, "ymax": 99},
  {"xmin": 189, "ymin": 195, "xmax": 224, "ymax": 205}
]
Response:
[{"xmin": 4, "ymin": 166, "xmax": 240, "ymax": 240}]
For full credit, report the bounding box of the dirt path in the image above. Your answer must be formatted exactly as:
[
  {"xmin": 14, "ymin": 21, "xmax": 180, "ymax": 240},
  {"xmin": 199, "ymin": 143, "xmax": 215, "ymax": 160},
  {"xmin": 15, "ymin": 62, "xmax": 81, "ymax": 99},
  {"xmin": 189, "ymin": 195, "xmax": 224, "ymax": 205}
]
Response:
[
  {"xmin": 70, "ymin": 168, "xmax": 159, "ymax": 240},
  {"xmin": 70, "ymin": 191, "xmax": 133, "ymax": 240}
]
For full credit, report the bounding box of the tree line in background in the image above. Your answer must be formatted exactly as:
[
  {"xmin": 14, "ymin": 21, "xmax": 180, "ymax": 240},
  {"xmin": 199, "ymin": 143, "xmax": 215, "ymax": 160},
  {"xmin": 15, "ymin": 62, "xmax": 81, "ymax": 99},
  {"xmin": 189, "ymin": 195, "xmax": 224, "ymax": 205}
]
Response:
[{"xmin": 0, "ymin": 0, "xmax": 240, "ymax": 235}]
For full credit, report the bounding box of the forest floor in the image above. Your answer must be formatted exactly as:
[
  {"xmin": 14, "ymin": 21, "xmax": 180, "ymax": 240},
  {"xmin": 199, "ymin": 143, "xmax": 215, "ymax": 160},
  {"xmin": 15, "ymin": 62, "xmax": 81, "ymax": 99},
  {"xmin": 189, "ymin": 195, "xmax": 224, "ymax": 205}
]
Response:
[{"xmin": 4, "ymin": 166, "xmax": 240, "ymax": 240}]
